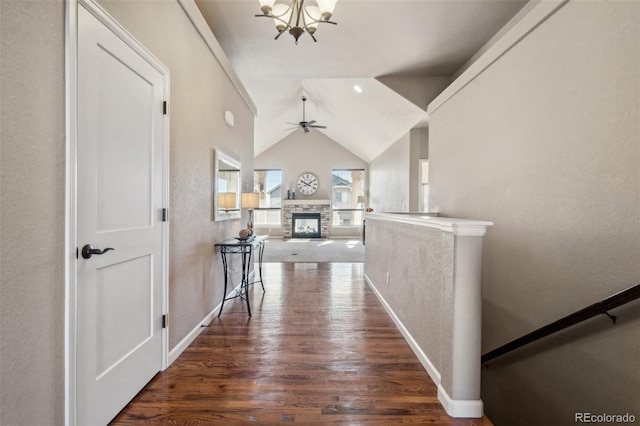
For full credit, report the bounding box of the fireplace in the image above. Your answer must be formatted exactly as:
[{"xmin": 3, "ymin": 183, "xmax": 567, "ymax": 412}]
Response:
[
  {"xmin": 292, "ymin": 213, "xmax": 321, "ymax": 239},
  {"xmin": 282, "ymin": 199, "xmax": 330, "ymax": 239}
]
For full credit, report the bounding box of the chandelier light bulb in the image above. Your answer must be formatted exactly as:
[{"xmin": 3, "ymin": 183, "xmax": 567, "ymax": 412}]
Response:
[
  {"xmin": 316, "ymin": 0, "xmax": 337, "ymax": 20},
  {"xmin": 304, "ymin": 6, "xmax": 321, "ymax": 34},
  {"xmin": 259, "ymin": 0, "xmax": 275, "ymax": 15},
  {"xmin": 271, "ymin": 3, "xmax": 291, "ymax": 33}
]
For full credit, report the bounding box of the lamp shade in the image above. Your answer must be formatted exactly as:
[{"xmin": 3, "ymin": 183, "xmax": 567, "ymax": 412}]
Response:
[
  {"xmin": 356, "ymin": 195, "xmax": 367, "ymax": 204},
  {"xmin": 241, "ymin": 192, "xmax": 260, "ymax": 209},
  {"xmin": 272, "ymin": 2, "xmax": 291, "ymax": 31},
  {"xmin": 304, "ymin": 5, "xmax": 321, "ymax": 33},
  {"xmin": 218, "ymin": 192, "xmax": 236, "ymax": 209}
]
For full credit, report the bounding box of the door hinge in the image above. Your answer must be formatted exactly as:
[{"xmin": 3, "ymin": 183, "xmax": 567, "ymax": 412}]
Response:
[
  {"xmin": 162, "ymin": 314, "xmax": 167, "ymax": 329},
  {"xmin": 162, "ymin": 208, "xmax": 168, "ymax": 222},
  {"xmin": 163, "ymin": 101, "xmax": 167, "ymax": 115}
]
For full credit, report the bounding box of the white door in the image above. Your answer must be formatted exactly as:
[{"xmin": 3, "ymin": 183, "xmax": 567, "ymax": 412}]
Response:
[{"xmin": 76, "ymin": 4, "xmax": 168, "ymax": 425}]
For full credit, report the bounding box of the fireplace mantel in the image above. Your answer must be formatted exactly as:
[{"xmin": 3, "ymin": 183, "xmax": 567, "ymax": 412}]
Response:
[
  {"xmin": 283, "ymin": 199, "xmax": 331, "ymax": 206},
  {"xmin": 282, "ymin": 200, "xmax": 331, "ymax": 239}
]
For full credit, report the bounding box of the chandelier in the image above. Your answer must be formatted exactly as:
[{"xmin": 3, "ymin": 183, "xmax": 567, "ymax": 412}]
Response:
[{"xmin": 255, "ymin": 0, "xmax": 338, "ymax": 44}]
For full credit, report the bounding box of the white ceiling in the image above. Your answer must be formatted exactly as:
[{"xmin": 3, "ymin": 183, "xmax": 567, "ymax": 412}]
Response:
[{"xmin": 196, "ymin": 0, "xmax": 527, "ymax": 162}]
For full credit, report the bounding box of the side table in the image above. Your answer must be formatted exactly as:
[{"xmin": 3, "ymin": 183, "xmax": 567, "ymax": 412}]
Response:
[{"xmin": 214, "ymin": 235, "xmax": 267, "ymax": 317}]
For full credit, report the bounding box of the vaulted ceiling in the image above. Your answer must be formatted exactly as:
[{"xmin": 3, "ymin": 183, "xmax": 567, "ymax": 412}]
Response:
[{"xmin": 196, "ymin": 0, "xmax": 528, "ymax": 162}]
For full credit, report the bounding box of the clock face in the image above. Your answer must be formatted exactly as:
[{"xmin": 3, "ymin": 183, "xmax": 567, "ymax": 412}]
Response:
[{"xmin": 296, "ymin": 173, "xmax": 319, "ymax": 195}]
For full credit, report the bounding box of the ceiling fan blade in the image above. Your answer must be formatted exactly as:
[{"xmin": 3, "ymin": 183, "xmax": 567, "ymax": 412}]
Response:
[
  {"xmin": 283, "ymin": 126, "xmax": 299, "ymax": 131},
  {"xmin": 284, "ymin": 97, "xmax": 327, "ymax": 132}
]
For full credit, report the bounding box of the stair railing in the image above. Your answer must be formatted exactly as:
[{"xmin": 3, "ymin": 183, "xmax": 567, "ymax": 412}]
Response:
[{"xmin": 481, "ymin": 284, "xmax": 640, "ymax": 366}]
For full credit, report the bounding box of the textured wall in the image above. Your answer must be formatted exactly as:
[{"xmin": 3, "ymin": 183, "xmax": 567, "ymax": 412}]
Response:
[
  {"xmin": 429, "ymin": 1, "xmax": 640, "ymax": 424},
  {"xmin": 0, "ymin": 1, "xmax": 66, "ymax": 424},
  {"xmin": 364, "ymin": 217, "xmax": 453, "ymax": 391},
  {"xmin": 97, "ymin": 0, "xmax": 255, "ymax": 350},
  {"xmin": 369, "ymin": 131, "xmax": 411, "ymax": 213}
]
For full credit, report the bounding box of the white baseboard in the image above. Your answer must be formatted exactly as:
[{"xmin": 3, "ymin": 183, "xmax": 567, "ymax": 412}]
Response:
[
  {"xmin": 363, "ymin": 271, "xmax": 484, "ymax": 419},
  {"xmin": 168, "ymin": 275, "xmax": 249, "ymax": 365},
  {"xmin": 363, "ymin": 272, "xmax": 441, "ymax": 386},
  {"xmin": 438, "ymin": 385, "xmax": 484, "ymax": 418}
]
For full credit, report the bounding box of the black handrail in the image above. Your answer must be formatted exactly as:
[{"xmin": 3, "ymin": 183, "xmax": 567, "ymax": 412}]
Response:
[{"xmin": 481, "ymin": 284, "xmax": 640, "ymax": 365}]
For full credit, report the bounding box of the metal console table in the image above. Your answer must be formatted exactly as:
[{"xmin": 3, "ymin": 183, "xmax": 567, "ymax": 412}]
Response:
[{"xmin": 215, "ymin": 235, "xmax": 267, "ymax": 317}]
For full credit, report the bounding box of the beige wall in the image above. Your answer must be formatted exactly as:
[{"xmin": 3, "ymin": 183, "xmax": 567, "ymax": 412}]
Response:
[
  {"xmin": 369, "ymin": 127, "xmax": 430, "ymax": 214},
  {"xmin": 409, "ymin": 127, "xmax": 429, "ymax": 212},
  {"xmin": 369, "ymin": 76, "xmax": 446, "ymax": 215},
  {"xmin": 369, "ymin": 131, "xmax": 411, "ymax": 213},
  {"xmin": 254, "ymin": 129, "xmax": 367, "ymax": 236},
  {"xmin": 0, "ymin": 1, "xmax": 254, "ymax": 423},
  {"xmin": 1, "ymin": 1, "xmax": 66, "ymax": 424},
  {"xmin": 429, "ymin": 1, "xmax": 640, "ymax": 424}
]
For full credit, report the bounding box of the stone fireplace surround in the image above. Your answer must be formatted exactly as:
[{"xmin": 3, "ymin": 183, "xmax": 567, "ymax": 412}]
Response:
[{"xmin": 282, "ymin": 199, "xmax": 331, "ymax": 239}]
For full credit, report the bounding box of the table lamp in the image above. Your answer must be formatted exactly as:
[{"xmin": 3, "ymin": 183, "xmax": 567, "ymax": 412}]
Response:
[
  {"xmin": 241, "ymin": 192, "xmax": 260, "ymax": 234},
  {"xmin": 218, "ymin": 192, "xmax": 236, "ymax": 211}
]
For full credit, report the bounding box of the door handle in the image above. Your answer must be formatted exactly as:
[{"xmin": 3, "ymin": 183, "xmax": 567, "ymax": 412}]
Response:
[{"xmin": 81, "ymin": 244, "xmax": 115, "ymax": 259}]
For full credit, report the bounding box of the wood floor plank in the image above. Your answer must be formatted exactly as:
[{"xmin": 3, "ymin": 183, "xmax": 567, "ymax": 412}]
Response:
[{"xmin": 111, "ymin": 262, "xmax": 491, "ymax": 425}]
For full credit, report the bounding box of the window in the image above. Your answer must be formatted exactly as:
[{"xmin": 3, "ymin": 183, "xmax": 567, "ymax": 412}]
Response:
[
  {"xmin": 253, "ymin": 169, "xmax": 282, "ymax": 226},
  {"xmin": 331, "ymin": 169, "xmax": 365, "ymax": 227}
]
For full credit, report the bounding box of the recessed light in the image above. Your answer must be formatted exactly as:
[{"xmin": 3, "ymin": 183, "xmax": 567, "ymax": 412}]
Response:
[{"xmin": 353, "ymin": 85, "xmax": 362, "ymax": 93}]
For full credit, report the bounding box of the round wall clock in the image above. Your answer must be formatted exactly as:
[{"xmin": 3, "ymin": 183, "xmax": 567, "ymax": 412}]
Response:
[{"xmin": 296, "ymin": 173, "xmax": 319, "ymax": 195}]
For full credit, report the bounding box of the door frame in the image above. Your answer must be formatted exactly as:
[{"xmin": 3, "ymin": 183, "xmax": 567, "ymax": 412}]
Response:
[
  {"xmin": 64, "ymin": 1, "xmax": 170, "ymax": 424},
  {"xmin": 418, "ymin": 159, "xmax": 429, "ymax": 212}
]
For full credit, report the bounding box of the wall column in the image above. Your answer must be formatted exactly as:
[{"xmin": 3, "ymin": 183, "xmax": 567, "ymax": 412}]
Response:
[{"xmin": 363, "ymin": 213, "xmax": 492, "ymax": 418}]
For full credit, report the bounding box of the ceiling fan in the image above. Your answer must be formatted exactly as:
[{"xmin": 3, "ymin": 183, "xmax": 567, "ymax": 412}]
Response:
[{"xmin": 286, "ymin": 96, "xmax": 327, "ymax": 134}]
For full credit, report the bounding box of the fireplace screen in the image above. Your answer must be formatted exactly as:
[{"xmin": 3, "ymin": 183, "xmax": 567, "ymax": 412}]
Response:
[{"xmin": 292, "ymin": 213, "xmax": 321, "ymax": 238}]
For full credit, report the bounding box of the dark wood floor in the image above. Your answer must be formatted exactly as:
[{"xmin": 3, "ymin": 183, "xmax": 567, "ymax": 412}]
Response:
[{"xmin": 111, "ymin": 262, "xmax": 491, "ymax": 425}]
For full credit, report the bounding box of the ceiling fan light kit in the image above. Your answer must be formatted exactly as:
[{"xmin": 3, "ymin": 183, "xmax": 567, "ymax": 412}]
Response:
[{"xmin": 256, "ymin": 0, "xmax": 338, "ymax": 44}]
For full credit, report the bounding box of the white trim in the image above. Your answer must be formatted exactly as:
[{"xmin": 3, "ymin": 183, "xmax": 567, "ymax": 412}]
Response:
[
  {"xmin": 177, "ymin": 0, "xmax": 257, "ymax": 117},
  {"xmin": 168, "ymin": 276, "xmax": 249, "ymax": 365},
  {"xmin": 363, "ymin": 273, "xmax": 442, "ymax": 386},
  {"xmin": 64, "ymin": 1, "xmax": 79, "ymax": 424},
  {"xmin": 167, "ymin": 294, "xmax": 230, "ymax": 365},
  {"xmin": 77, "ymin": 0, "xmax": 170, "ymax": 75},
  {"xmin": 427, "ymin": 0, "xmax": 569, "ymax": 117},
  {"xmin": 65, "ymin": 1, "xmax": 171, "ymax": 424},
  {"xmin": 364, "ymin": 271, "xmax": 485, "ymax": 418},
  {"xmin": 437, "ymin": 385, "xmax": 484, "ymax": 418},
  {"xmin": 161, "ymin": 51, "xmax": 171, "ymax": 373},
  {"xmin": 168, "ymin": 310, "xmax": 216, "ymax": 365},
  {"xmin": 365, "ymin": 213, "xmax": 492, "ymax": 237}
]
